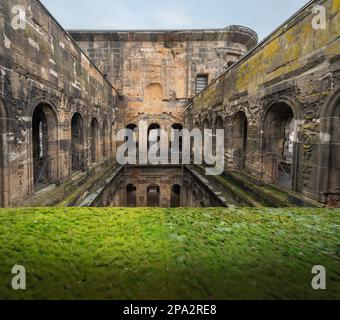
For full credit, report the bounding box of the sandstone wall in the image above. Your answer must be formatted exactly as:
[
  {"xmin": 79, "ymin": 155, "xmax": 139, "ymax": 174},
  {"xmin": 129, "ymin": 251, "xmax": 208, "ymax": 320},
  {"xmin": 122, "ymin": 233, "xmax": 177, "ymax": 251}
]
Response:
[
  {"xmin": 70, "ymin": 28, "xmax": 257, "ymax": 130},
  {"xmin": 187, "ymin": 0, "xmax": 340, "ymax": 205},
  {"xmin": 0, "ymin": 0, "xmax": 120, "ymax": 206}
]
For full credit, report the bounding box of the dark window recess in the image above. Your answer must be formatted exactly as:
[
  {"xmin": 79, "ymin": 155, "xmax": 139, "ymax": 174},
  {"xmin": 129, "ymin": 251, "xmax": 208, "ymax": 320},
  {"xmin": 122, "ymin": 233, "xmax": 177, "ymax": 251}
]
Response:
[{"xmin": 196, "ymin": 75, "xmax": 208, "ymax": 94}]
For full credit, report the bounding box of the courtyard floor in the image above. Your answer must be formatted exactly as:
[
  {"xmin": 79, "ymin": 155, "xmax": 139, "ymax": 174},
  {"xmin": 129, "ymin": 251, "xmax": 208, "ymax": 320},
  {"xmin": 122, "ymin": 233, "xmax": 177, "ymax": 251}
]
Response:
[{"xmin": 0, "ymin": 207, "xmax": 339, "ymax": 300}]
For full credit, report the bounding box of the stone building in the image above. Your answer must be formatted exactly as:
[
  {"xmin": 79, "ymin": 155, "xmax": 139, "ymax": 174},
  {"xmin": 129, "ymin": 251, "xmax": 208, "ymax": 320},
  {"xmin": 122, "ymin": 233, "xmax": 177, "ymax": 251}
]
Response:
[
  {"xmin": 70, "ymin": 27, "xmax": 257, "ymax": 140},
  {"xmin": 0, "ymin": 0, "xmax": 339, "ymax": 208},
  {"xmin": 186, "ymin": 0, "xmax": 340, "ymax": 207}
]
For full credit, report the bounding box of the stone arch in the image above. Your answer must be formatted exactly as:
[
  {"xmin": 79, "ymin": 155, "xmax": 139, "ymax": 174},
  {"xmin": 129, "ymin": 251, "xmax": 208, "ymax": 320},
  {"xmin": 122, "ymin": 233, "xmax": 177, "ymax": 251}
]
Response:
[
  {"xmin": 147, "ymin": 184, "xmax": 160, "ymax": 207},
  {"xmin": 0, "ymin": 99, "xmax": 8, "ymax": 207},
  {"xmin": 261, "ymin": 102, "xmax": 298, "ymax": 190},
  {"xmin": 32, "ymin": 103, "xmax": 58, "ymax": 191},
  {"xmin": 232, "ymin": 111, "xmax": 248, "ymax": 169},
  {"xmin": 71, "ymin": 112, "xmax": 85, "ymax": 172},
  {"xmin": 102, "ymin": 120, "xmax": 109, "ymax": 158},
  {"xmin": 126, "ymin": 123, "xmax": 138, "ymax": 152},
  {"xmin": 319, "ymin": 89, "xmax": 340, "ymax": 206},
  {"xmin": 170, "ymin": 184, "xmax": 181, "ymax": 208},
  {"xmin": 90, "ymin": 118, "xmax": 99, "ymax": 163},
  {"xmin": 215, "ymin": 116, "xmax": 224, "ymax": 130},
  {"xmin": 126, "ymin": 184, "xmax": 137, "ymax": 207},
  {"xmin": 203, "ymin": 118, "xmax": 210, "ymax": 130}
]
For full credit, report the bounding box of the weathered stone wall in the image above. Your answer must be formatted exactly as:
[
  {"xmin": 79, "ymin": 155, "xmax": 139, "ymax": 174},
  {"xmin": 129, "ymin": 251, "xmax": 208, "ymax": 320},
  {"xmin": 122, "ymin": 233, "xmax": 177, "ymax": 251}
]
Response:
[
  {"xmin": 187, "ymin": 0, "xmax": 340, "ymax": 206},
  {"xmin": 70, "ymin": 28, "xmax": 257, "ymax": 131},
  {"xmin": 0, "ymin": 0, "xmax": 120, "ymax": 206}
]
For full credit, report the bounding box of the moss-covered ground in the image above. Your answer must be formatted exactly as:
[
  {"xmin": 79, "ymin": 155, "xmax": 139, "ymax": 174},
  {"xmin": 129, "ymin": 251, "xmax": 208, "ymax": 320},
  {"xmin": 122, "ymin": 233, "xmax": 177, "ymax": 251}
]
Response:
[{"xmin": 0, "ymin": 208, "xmax": 339, "ymax": 300}]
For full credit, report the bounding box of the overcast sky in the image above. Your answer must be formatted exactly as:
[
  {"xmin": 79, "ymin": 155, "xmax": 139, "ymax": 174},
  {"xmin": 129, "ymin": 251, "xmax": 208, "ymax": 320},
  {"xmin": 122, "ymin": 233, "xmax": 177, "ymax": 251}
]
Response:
[{"xmin": 40, "ymin": 0, "xmax": 310, "ymax": 40}]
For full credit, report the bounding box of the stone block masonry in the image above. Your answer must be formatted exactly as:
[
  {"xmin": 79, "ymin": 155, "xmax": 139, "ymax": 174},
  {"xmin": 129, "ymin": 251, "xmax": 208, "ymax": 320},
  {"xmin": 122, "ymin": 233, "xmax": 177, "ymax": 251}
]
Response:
[{"xmin": 0, "ymin": 0, "xmax": 121, "ymax": 206}]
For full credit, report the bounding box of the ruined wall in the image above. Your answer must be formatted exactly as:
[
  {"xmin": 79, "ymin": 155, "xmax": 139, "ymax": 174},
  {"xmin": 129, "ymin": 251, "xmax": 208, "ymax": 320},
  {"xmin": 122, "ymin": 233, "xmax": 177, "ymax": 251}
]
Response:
[
  {"xmin": 187, "ymin": 0, "xmax": 340, "ymax": 205},
  {"xmin": 70, "ymin": 28, "xmax": 257, "ymax": 131},
  {"xmin": 0, "ymin": 0, "xmax": 120, "ymax": 206}
]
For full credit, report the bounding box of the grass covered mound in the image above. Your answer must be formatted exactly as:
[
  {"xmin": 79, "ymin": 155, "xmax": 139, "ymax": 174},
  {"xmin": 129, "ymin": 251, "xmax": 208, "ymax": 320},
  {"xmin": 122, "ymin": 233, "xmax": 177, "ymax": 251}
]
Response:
[{"xmin": 0, "ymin": 208, "xmax": 339, "ymax": 300}]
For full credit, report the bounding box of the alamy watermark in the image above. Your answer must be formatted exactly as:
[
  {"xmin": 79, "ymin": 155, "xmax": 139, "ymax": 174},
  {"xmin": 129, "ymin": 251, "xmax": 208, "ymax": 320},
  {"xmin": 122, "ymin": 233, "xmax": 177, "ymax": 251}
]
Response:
[
  {"xmin": 311, "ymin": 265, "xmax": 327, "ymax": 290},
  {"xmin": 312, "ymin": 5, "xmax": 327, "ymax": 30},
  {"xmin": 116, "ymin": 121, "xmax": 225, "ymax": 176},
  {"xmin": 11, "ymin": 264, "xmax": 26, "ymax": 290}
]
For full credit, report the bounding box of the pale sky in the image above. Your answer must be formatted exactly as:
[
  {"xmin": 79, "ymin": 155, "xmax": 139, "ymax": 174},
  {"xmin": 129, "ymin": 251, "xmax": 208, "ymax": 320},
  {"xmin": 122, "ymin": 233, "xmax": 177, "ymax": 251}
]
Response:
[{"xmin": 40, "ymin": 0, "xmax": 310, "ymax": 40}]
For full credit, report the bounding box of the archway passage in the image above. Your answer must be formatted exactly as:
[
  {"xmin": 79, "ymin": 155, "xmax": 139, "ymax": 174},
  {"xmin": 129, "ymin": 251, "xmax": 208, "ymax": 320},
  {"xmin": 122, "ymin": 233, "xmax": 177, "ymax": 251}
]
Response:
[
  {"xmin": 90, "ymin": 118, "xmax": 99, "ymax": 163},
  {"xmin": 32, "ymin": 104, "xmax": 58, "ymax": 191},
  {"xmin": 170, "ymin": 184, "xmax": 181, "ymax": 207},
  {"xmin": 147, "ymin": 184, "xmax": 160, "ymax": 207},
  {"xmin": 71, "ymin": 113, "xmax": 85, "ymax": 172},
  {"xmin": 328, "ymin": 101, "xmax": 340, "ymax": 202},
  {"xmin": 233, "ymin": 112, "xmax": 248, "ymax": 169},
  {"xmin": 171, "ymin": 123, "xmax": 183, "ymax": 152},
  {"xmin": 126, "ymin": 184, "xmax": 137, "ymax": 207},
  {"xmin": 263, "ymin": 103, "xmax": 296, "ymax": 190}
]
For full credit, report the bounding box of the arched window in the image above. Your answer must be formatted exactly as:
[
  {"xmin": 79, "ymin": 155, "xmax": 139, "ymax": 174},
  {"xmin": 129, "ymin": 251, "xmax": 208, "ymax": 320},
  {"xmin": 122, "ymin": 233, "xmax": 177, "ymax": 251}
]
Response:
[
  {"xmin": 215, "ymin": 117, "xmax": 223, "ymax": 130},
  {"xmin": 126, "ymin": 184, "xmax": 137, "ymax": 207},
  {"xmin": 263, "ymin": 103, "xmax": 296, "ymax": 190},
  {"xmin": 71, "ymin": 112, "xmax": 85, "ymax": 172},
  {"xmin": 171, "ymin": 123, "xmax": 183, "ymax": 152},
  {"xmin": 102, "ymin": 121, "xmax": 108, "ymax": 158},
  {"xmin": 32, "ymin": 104, "xmax": 58, "ymax": 191},
  {"xmin": 232, "ymin": 111, "xmax": 248, "ymax": 169},
  {"xmin": 147, "ymin": 184, "xmax": 160, "ymax": 207},
  {"xmin": 90, "ymin": 118, "xmax": 99, "ymax": 163},
  {"xmin": 170, "ymin": 184, "xmax": 181, "ymax": 208}
]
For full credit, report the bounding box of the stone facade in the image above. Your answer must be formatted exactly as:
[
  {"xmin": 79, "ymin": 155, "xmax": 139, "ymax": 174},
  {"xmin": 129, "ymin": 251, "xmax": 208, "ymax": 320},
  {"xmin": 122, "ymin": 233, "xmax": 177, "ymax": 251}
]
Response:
[
  {"xmin": 69, "ymin": 27, "xmax": 257, "ymax": 134},
  {"xmin": 0, "ymin": 0, "xmax": 339, "ymax": 208},
  {"xmin": 186, "ymin": 0, "xmax": 340, "ymax": 206},
  {"xmin": 0, "ymin": 0, "xmax": 121, "ymax": 206}
]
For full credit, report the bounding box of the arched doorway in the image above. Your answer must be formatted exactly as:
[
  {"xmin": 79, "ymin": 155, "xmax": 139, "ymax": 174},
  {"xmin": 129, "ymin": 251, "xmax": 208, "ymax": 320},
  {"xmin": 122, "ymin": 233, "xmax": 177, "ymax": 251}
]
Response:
[
  {"xmin": 170, "ymin": 123, "xmax": 183, "ymax": 152},
  {"xmin": 262, "ymin": 103, "xmax": 296, "ymax": 190},
  {"xmin": 71, "ymin": 112, "xmax": 85, "ymax": 172},
  {"xmin": 148, "ymin": 123, "xmax": 160, "ymax": 151},
  {"xmin": 147, "ymin": 184, "xmax": 160, "ymax": 207},
  {"xmin": 170, "ymin": 184, "xmax": 181, "ymax": 207},
  {"xmin": 126, "ymin": 184, "xmax": 137, "ymax": 207},
  {"xmin": 32, "ymin": 104, "xmax": 58, "ymax": 191},
  {"xmin": 328, "ymin": 100, "xmax": 340, "ymax": 200},
  {"xmin": 102, "ymin": 121, "xmax": 108, "ymax": 158},
  {"xmin": 232, "ymin": 111, "xmax": 248, "ymax": 169},
  {"xmin": 90, "ymin": 118, "xmax": 99, "ymax": 163}
]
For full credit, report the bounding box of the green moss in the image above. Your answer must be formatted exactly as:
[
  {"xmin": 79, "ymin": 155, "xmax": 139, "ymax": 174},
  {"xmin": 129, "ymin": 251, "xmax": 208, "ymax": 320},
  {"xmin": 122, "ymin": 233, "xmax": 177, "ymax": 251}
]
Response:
[{"xmin": 0, "ymin": 207, "xmax": 339, "ymax": 300}]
